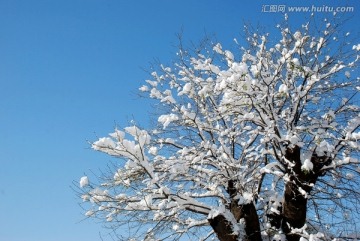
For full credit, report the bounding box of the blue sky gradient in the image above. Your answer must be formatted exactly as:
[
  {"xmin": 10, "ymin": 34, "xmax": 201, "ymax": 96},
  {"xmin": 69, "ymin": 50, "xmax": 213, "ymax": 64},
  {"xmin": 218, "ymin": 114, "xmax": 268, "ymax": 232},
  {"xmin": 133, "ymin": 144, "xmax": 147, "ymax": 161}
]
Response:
[{"xmin": 0, "ymin": 1, "xmax": 358, "ymax": 241}]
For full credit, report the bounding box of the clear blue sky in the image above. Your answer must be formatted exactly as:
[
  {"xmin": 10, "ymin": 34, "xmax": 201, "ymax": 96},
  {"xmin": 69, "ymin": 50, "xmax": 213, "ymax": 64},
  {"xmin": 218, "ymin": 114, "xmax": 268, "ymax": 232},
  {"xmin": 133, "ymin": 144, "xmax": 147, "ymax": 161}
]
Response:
[{"xmin": 0, "ymin": 1, "xmax": 358, "ymax": 241}]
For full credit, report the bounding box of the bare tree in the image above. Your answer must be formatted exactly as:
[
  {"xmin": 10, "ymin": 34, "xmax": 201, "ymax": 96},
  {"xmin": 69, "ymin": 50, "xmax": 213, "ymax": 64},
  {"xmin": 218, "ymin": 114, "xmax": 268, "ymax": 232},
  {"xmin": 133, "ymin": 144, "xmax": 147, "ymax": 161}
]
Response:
[{"xmin": 77, "ymin": 15, "xmax": 360, "ymax": 241}]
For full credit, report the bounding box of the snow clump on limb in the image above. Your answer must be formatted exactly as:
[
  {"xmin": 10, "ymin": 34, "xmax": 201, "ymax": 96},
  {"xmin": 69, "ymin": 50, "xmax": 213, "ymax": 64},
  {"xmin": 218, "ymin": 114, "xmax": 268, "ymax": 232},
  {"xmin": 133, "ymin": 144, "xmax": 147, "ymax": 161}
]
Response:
[
  {"xmin": 301, "ymin": 159, "xmax": 313, "ymax": 172},
  {"xmin": 80, "ymin": 176, "xmax": 89, "ymax": 188}
]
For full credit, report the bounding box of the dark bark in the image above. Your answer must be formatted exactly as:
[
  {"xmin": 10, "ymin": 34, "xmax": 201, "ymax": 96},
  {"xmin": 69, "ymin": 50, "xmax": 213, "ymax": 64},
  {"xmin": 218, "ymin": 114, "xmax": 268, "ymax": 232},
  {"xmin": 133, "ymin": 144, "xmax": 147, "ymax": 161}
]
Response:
[
  {"xmin": 208, "ymin": 214, "xmax": 239, "ymax": 241},
  {"xmin": 281, "ymin": 146, "xmax": 328, "ymax": 241},
  {"xmin": 210, "ymin": 146, "xmax": 330, "ymax": 241},
  {"xmin": 209, "ymin": 202, "xmax": 262, "ymax": 241},
  {"xmin": 240, "ymin": 202, "xmax": 263, "ymax": 241},
  {"xmin": 267, "ymin": 201, "xmax": 282, "ymax": 229},
  {"xmin": 282, "ymin": 181, "xmax": 308, "ymax": 241},
  {"xmin": 282, "ymin": 146, "xmax": 307, "ymax": 241},
  {"xmin": 209, "ymin": 180, "xmax": 262, "ymax": 241},
  {"xmin": 229, "ymin": 180, "xmax": 262, "ymax": 240}
]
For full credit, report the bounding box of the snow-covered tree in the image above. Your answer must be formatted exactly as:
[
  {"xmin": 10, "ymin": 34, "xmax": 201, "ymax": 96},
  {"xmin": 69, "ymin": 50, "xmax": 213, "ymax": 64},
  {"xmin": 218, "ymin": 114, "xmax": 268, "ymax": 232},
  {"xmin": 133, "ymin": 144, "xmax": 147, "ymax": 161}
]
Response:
[{"xmin": 78, "ymin": 15, "xmax": 360, "ymax": 241}]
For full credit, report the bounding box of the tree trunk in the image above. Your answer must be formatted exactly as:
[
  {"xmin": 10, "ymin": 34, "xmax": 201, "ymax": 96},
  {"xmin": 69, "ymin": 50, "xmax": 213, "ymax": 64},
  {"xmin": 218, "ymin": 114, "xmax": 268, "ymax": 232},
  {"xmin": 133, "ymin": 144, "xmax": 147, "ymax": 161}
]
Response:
[
  {"xmin": 282, "ymin": 146, "xmax": 321, "ymax": 241},
  {"xmin": 209, "ymin": 179, "xmax": 262, "ymax": 241},
  {"xmin": 240, "ymin": 202, "xmax": 263, "ymax": 241},
  {"xmin": 282, "ymin": 181, "xmax": 308, "ymax": 241},
  {"xmin": 208, "ymin": 214, "xmax": 239, "ymax": 241},
  {"xmin": 208, "ymin": 202, "xmax": 262, "ymax": 241},
  {"xmin": 210, "ymin": 146, "xmax": 330, "ymax": 241},
  {"xmin": 281, "ymin": 146, "xmax": 306, "ymax": 241}
]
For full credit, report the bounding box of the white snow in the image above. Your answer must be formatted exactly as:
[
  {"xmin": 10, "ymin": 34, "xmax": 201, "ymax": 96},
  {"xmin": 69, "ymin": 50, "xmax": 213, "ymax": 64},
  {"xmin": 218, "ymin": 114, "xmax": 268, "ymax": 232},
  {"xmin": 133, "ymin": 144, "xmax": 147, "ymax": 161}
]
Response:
[
  {"xmin": 273, "ymin": 234, "xmax": 286, "ymax": 241},
  {"xmin": 178, "ymin": 83, "xmax": 192, "ymax": 96},
  {"xmin": 224, "ymin": 50, "xmax": 234, "ymax": 61},
  {"xmin": 317, "ymin": 140, "xmax": 334, "ymax": 155},
  {"xmin": 293, "ymin": 31, "xmax": 302, "ymax": 40},
  {"xmin": 238, "ymin": 192, "xmax": 253, "ymax": 205},
  {"xmin": 243, "ymin": 112, "xmax": 255, "ymax": 119},
  {"xmin": 208, "ymin": 205, "xmax": 225, "ymax": 219},
  {"xmin": 213, "ymin": 43, "xmax": 223, "ymax": 54},
  {"xmin": 139, "ymin": 85, "xmax": 149, "ymax": 92},
  {"xmin": 345, "ymin": 71, "xmax": 351, "ymax": 78},
  {"xmin": 353, "ymin": 44, "xmax": 360, "ymax": 51},
  {"xmin": 148, "ymin": 146, "xmax": 158, "ymax": 155},
  {"xmin": 301, "ymin": 159, "xmax": 313, "ymax": 172},
  {"xmin": 352, "ymin": 132, "xmax": 360, "ymax": 140},
  {"xmin": 85, "ymin": 210, "xmax": 94, "ymax": 216},
  {"xmin": 80, "ymin": 176, "xmax": 89, "ymax": 188},
  {"xmin": 278, "ymin": 83, "xmax": 288, "ymax": 94},
  {"xmin": 292, "ymin": 58, "xmax": 300, "ymax": 66},
  {"xmin": 158, "ymin": 114, "xmax": 179, "ymax": 129},
  {"xmin": 150, "ymin": 88, "xmax": 162, "ymax": 98},
  {"xmin": 317, "ymin": 37, "xmax": 325, "ymax": 51},
  {"xmin": 309, "ymin": 233, "xmax": 325, "ymax": 241},
  {"xmin": 92, "ymin": 137, "xmax": 115, "ymax": 150},
  {"xmin": 124, "ymin": 125, "xmax": 140, "ymax": 136},
  {"xmin": 172, "ymin": 224, "xmax": 179, "ymax": 231}
]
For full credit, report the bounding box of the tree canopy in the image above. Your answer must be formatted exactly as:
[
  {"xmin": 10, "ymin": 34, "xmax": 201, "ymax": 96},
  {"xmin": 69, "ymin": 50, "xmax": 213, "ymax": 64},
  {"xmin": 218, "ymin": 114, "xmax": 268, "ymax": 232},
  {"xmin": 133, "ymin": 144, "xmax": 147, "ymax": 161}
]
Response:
[{"xmin": 78, "ymin": 15, "xmax": 360, "ymax": 241}]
